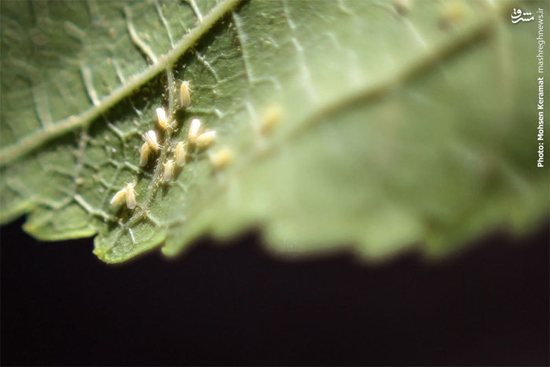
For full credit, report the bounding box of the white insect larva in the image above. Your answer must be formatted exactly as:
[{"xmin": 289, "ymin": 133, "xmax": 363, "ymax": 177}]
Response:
[
  {"xmin": 125, "ymin": 183, "xmax": 137, "ymax": 210},
  {"xmin": 156, "ymin": 107, "xmax": 172, "ymax": 131},
  {"xmin": 175, "ymin": 142, "xmax": 187, "ymax": 167},
  {"xmin": 109, "ymin": 188, "xmax": 126, "ymax": 207},
  {"xmin": 139, "ymin": 142, "xmax": 151, "ymax": 167},
  {"xmin": 188, "ymin": 118, "xmax": 202, "ymax": 144},
  {"xmin": 195, "ymin": 131, "xmax": 216, "ymax": 149},
  {"xmin": 180, "ymin": 81, "xmax": 191, "ymax": 108},
  {"xmin": 209, "ymin": 148, "xmax": 234, "ymax": 170},
  {"xmin": 260, "ymin": 106, "xmax": 282, "ymax": 134},
  {"xmin": 163, "ymin": 159, "xmax": 175, "ymax": 182},
  {"xmin": 439, "ymin": 1, "xmax": 466, "ymax": 29},
  {"xmin": 144, "ymin": 130, "xmax": 160, "ymax": 151}
]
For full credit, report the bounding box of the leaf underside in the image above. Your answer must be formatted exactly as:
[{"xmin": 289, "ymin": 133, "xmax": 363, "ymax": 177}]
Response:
[{"xmin": 1, "ymin": 0, "xmax": 548, "ymax": 263}]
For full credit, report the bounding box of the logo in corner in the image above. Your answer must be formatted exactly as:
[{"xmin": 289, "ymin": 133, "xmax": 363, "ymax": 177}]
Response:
[{"xmin": 511, "ymin": 8, "xmax": 534, "ymax": 23}]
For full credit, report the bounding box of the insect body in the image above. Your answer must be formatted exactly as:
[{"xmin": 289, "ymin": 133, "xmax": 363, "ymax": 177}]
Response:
[
  {"xmin": 196, "ymin": 131, "xmax": 216, "ymax": 149},
  {"xmin": 188, "ymin": 118, "xmax": 202, "ymax": 144},
  {"xmin": 163, "ymin": 160, "xmax": 175, "ymax": 182},
  {"xmin": 209, "ymin": 148, "xmax": 233, "ymax": 170},
  {"xmin": 125, "ymin": 183, "xmax": 137, "ymax": 209},
  {"xmin": 260, "ymin": 106, "xmax": 281, "ymax": 134},
  {"xmin": 156, "ymin": 107, "xmax": 172, "ymax": 131},
  {"xmin": 144, "ymin": 130, "xmax": 160, "ymax": 151},
  {"xmin": 175, "ymin": 142, "xmax": 187, "ymax": 167},
  {"xmin": 109, "ymin": 183, "xmax": 136, "ymax": 210},
  {"xmin": 139, "ymin": 142, "xmax": 151, "ymax": 167},
  {"xmin": 439, "ymin": 1, "xmax": 466, "ymax": 29},
  {"xmin": 109, "ymin": 188, "xmax": 126, "ymax": 207},
  {"xmin": 180, "ymin": 81, "xmax": 192, "ymax": 108}
]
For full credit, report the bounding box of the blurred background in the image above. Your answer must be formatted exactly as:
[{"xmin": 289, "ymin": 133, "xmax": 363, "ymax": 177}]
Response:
[{"xmin": 2, "ymin": 218, "xmax": 548, "ymax": 366}]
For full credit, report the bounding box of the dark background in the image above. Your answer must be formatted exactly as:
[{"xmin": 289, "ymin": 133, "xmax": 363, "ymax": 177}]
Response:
[{"xmin": 1, "ymin": 218, "xmax": 549, "ymax": 366}]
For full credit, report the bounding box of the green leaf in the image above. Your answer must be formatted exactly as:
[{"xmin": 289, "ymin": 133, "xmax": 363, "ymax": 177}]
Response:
[{"xmin": 1, "ymin": 0, "xmax": 548, "ymax": 263}]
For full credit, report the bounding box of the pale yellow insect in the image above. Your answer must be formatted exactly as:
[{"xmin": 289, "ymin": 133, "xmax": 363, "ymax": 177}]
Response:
[
  {"xmin": 163, "ymin": 159, "xmax": 175, "ymax": 182},
  {"xmin": 180, "ymin": 81, "xmax": 192, "ymax": 108},
  {"xmin": 144, "ymin": 130, "xmax": 160, "ymax": 151},
  {"xmin": 139, "ymin": 142, "xmax": 151, "ymax": 167},
  {"xmin": 260, "ymin": 106, "xmax": 282, "ymax": 134},
  {"xmin": 196, "ymin": 131, "xmax": 216, "ymax": 149},
  {"xmin": 175, "ymin": 142, "xmax": 187, "ymax": 167},
  {"xmin": 439, "ymin": 1, "xmax": 466, "ymax": 28},
  {"xmin": 125, "ymin": 183, "xmax": 137, "ymax": 209},
  {"xmin": 109, "ymin": 188, "xmax": 126, "ymax": 207},
  {"xmin": 209, "ymin": 148, "xmax": 234, "ymax": 170},
  {"xmin": 156, "ymin": 107, "xmax": 172, "ymax": 131},
  {"xmin": 188, "ymin": 118, "xmax": 202, "ymax": 144}
]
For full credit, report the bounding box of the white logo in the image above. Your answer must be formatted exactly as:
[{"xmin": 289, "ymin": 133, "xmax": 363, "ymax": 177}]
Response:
[{"xmin": 511, "ymin": 8, "xmax": 534, "ymax": 23}]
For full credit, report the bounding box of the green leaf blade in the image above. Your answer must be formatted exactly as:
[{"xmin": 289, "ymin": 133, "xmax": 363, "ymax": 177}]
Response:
[{"xmin": 1, "ymin": 0, "xmax": 547, "ymax": 263}]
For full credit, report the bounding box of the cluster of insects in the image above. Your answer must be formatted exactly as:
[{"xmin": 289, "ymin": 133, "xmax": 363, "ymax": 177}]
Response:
[
  {"xmin": 109, "ymin": 80, "xmax": 232, "ymax": 212},
  {"xmin": 109, "ymin": 182, "xmax": 137, "ymax": 210}
]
